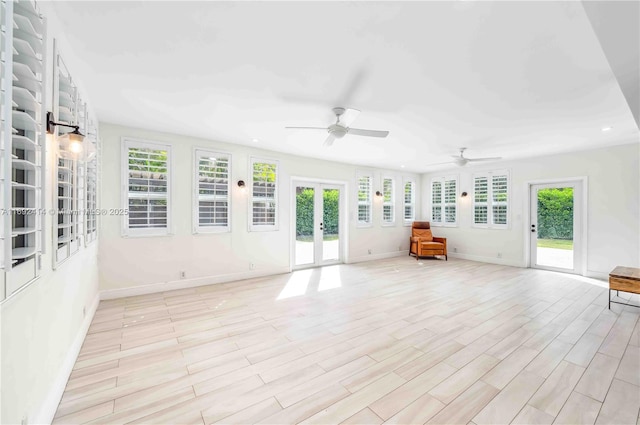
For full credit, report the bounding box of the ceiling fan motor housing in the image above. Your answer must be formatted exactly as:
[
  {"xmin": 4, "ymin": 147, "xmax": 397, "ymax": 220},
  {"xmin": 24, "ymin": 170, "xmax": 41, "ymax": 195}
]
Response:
[{"xmin": 328, "ymin": 124, "xmax": 348, "ymax": 138}]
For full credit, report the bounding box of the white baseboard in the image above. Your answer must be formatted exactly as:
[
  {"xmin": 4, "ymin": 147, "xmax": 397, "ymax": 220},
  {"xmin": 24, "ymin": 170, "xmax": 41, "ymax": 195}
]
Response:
[
  {"xmin": 100, "ymin": 267, "xmax": 291, "ymax": 300},
  {"xmin": 34, "ymin": 291, "xmax": 100, "ymax": 425},
  {"xmin": 585, "ymin": 270, "xmax": 608, "ymax": 281},
  {"xmin": 347, "ymin": 250, "xmax": 409, "ymax": 264},
  {"xmin": 448, "ymin": 252, "xmax": 524, "ymax": 268}
]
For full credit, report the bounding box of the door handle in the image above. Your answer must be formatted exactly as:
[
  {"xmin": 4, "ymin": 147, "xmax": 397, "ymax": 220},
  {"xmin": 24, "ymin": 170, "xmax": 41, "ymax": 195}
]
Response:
[
  {"xmin": 320, "ymin": 222, "xmax": 324, "ymax": 231},
  {"xmin": 531, "ymin": 224, "xmax": 536, "ymax": 233}
]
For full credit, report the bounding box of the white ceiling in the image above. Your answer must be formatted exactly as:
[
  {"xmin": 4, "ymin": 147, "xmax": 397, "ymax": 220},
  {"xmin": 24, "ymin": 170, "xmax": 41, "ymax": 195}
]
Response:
[{"xmin": 50, "ymin": 1, "xmax": 639, "ymax": 173}]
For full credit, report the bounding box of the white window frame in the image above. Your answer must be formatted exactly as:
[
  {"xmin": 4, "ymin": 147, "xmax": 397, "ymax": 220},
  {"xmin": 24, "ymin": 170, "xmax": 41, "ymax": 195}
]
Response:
[
  {"xmin": 381, "ymin": 176, "xmax": 395, "ymax": 226},
  {"xmin": 431, "ymin": 175, "xmax": 458, "ymax": 227},
  {"xmin": 473, "ymin": 169, "xmax": 510, "ymax": 229},
  {"xmin": 193, "ymin": 149, "xmax": 231, "ymax": 234},
  {"xmin": 403, "ymin": 178, "xmax": 416, "ymax": 226},
  {"xmin": 356, "ymin": 171, "xmax": 373, "ymax": 228},
  {"xmin": 121, "ymin": 138, "xmax": 172, "ymax": 237},
  {"xmin": 249, "ymin": 157, "xmax": 278, "ymax": 232}
]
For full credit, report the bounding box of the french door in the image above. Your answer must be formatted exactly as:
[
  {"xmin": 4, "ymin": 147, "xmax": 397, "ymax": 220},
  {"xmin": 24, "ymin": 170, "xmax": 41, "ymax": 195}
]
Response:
[
  {"xmin": 293, "ymin": 182, "xmax": 342, "ymax": 269},
  {"xmin": 530, "ymin": 181, "xmax": 583, "ymax": 274}
]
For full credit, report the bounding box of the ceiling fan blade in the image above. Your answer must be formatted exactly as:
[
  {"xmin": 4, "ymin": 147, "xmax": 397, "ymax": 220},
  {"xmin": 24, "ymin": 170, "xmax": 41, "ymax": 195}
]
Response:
[
  {"xmin": 339, "ymin": 108, "xmax": 360, "ymax": 128},
  {"xmin": 425, "ymin": 161, "xmax": 456, "ymax": 166},
  {"xmin": 348, "ymin": 128, "xmax": 389, "ymax": 138},
  {"xmin": 466, "ymin": 157, "xmax": 502, "ymax": 162},
  {"xmin": 323, "ymin": 134, "xmax": 336, "ymax": 147},
  {"xmin": 285, "ymin": 126, "xmax": 327, "ymax": 131}
]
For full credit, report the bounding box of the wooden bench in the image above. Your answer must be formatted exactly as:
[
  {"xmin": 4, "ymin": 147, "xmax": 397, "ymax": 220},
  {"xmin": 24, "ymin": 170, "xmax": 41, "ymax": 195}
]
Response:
[{"xmin": 609, "ymin": 266, "xmax": 640, "ymax": 309}]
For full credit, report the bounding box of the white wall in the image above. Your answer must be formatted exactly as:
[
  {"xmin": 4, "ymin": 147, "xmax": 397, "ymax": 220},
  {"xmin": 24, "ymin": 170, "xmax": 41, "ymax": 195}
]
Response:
[
  {"xmin": 421, "ymin": 142, "xmax": 640, "ymax": 277},
  {"xmin": 0, "ymin": 4, "xmax": 100, "ymax": 424},
  {"xmin": 98, "ymin": 123, "xmax": 420, "ymax": 296}
]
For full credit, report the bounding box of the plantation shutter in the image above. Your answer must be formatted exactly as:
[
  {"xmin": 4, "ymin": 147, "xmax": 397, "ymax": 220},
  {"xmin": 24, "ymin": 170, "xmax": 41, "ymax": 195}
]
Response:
[
  {"xmin": 357, "ymin": 174, "xmax": 371, "ymax": 225},
  {"xmin": 431, "ymin": 180, "xmax": 442, "ymax": 223},
  {"xmin": 125, "ymin": 141, "xmax": 170, "ymax": 235},
  {"xmin": 492, "ymin": 174, "xmax": 508, "ymax": 225},
  {"xmin": 472, "ymin": 170, "xmax": 509, "ymax": 228},
  {"xmin": 382, "ymin": 177, "xmax": 394, "ymax": 224},
  {"xmin": 444, "ymin": 179, "xmax": 457, "ymax": 223},
  {"xmin": 404, "ymin": 180, "xmax": 415, "ymax": 223},
  {"xmin": 251, "ymin": 159, "xmax": 277, "ymax": 229},
  {"xmin": 474, "ymin": 176, "xmax": 488, "ymax": 224},
  {"xmin": 195, "ymin": 150, "xmax": 230, "ymax": 232}
]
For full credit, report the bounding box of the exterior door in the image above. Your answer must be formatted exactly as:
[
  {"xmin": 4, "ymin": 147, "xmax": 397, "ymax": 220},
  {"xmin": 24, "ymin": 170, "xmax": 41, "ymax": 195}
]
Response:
[
  {"xmin": 293, "ymin": 182, "xmax": 342, "ymax": 268},
  {"xmin": 530, "ymin": 182, "xmax": 582, "ymax": 274}
]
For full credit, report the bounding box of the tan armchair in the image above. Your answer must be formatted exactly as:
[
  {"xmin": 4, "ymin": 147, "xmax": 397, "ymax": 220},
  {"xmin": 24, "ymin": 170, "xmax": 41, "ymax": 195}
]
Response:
[{"xmin": 409, "ymin": 221, "xmax": 447, "ymax": 260}]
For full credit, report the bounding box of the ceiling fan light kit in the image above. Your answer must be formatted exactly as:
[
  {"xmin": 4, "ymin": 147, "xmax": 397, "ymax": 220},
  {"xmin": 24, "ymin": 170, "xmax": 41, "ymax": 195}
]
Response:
[{"xmin": 285, "ymin": 107, "xmax": 390, "ymax": 147}]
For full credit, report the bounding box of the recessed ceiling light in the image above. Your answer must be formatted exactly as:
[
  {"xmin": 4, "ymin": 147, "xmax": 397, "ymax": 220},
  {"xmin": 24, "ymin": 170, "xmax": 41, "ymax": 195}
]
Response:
[
  {"xmin": 252, "ymin": 138, "xmax": 259, "ymax": 142},
  {"xmin": 601, "ymin": 126, "xmax": 613, "ymax": 132},
  {"xmin": 400, "ymin": 165, "xmax": 405, "ymax": 168}
]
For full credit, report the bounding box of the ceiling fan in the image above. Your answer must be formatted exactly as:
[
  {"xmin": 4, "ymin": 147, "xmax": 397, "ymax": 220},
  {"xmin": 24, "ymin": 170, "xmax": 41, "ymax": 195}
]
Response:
[
  {"xmin": 428, "ymin": 147, "xmax": 502, "ymax": 166},
  {"xmin": 286, "ymin": 107, "xmax": 389, "ymax": 147}
]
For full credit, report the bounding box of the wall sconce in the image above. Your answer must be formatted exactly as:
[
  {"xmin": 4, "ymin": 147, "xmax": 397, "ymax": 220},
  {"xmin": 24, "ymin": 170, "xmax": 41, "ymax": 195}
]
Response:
[
  {"xmin": 461, "ymin": 191, "xmax": 468, "ymax": 197},
  {"xmin": 375, "ymin": 190, "xmax": 383, "ymax": 197},
  {"xmin": 237, "ymin": 180, "xmax": 246, "ymax": 188},
  {"xmin": 46, "ymin": 111, "xmax": 85, "ymax": 153}
]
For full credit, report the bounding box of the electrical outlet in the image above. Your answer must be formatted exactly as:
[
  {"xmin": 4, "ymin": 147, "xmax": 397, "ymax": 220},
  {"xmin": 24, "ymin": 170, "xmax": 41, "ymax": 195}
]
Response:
[
  {"xmin": 82, "ymin": 307, "xmax": 86, "ymax": 318},
  {"xmin": 250, "ymin": 263, "xmax": 255, "ymax": 270},
  {"xmin": 398, "ymin": 245, "xmax": 402, "ymax": 251},
  {"xmin": 21, "ymin": 415, "xmax": 27, "ymax": 425},
  {"xmin": 497, "ymin": 252, "xmax": 502, "ymax": 258},
  {"xmin": 368, "ymin": 249, "xmax": 372, "ymax": 255},
  {"xmin": 453, "ymin": 247, "xmax": 458, "ymax": 253},
  {"xmin": 180, "ymin": 271, "xmax": 186, "ymax": 279}
]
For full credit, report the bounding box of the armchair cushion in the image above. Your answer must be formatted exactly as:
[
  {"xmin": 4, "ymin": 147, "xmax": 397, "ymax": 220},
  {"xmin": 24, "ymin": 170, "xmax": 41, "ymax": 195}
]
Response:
[{"xmin": 413, "ymin": 228, "xmax": 433, "ymax": 241}]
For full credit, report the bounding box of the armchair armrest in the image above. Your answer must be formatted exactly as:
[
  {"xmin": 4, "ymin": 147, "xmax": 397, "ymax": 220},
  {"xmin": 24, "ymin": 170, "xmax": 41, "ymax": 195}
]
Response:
[
  {"xmin": 410, "ymin": 236, "xmax": 421, "ymax": 243},
  {"xmin": 433, "ymin": 237, "xmax": 447, "ymax": 249}
]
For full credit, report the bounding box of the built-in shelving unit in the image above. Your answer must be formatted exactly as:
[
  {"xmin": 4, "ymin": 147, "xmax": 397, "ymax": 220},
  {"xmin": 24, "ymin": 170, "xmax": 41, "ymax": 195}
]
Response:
[{"xmin": 0, "ymin": 0, "xmax": 46, "ymax": 300}]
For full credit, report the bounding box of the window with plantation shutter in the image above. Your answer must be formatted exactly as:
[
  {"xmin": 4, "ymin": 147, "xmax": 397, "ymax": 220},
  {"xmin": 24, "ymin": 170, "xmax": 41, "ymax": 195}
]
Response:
[
  {"xmin": 431, "ymin": 176, "xmax": 457, "ymax": 226},
  {"xmin": 194, "ymin": 150, "xmax": 230, "ymax": 233},
  {"xmin": 356, "ymin": 172, "xmax": 372, "ymax": 227},
  {"xmin": 382, "ymin": 177, "xmax": 395, "ymax": 225},
  {"xmin": 473, "ymin": 170, "xmax": 509, "ymax": 228},
  {"xmin": 403, "ymin": 179, "xmax": 415, "ymax": 225},
  {"xmin": 123, "ymin": 139, "xmax": 171, "ymax": 236},
  {"xmin": 250, "ymin": 158, "xmax": 277, "ymax": 231},
  {"xmin": 1, "ymin": 0, "xmax": 47, "ymax": 296}
]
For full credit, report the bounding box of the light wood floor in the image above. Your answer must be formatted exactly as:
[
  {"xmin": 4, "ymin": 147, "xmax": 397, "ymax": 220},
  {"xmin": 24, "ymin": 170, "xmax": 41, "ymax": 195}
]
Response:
[{"xmin": 54, "ymin": 257, "xmax": 640, "ymax": 425}]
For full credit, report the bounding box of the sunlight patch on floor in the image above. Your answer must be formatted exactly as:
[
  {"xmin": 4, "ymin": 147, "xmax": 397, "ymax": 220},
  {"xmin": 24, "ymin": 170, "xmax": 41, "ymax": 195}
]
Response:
[
  {"xmin": 319, "ymin": 265, "xmax": 342, "ymax": 291},
  {"xmin": 277, "ymin": 269, "xmax": 312, "ymax": 300}
]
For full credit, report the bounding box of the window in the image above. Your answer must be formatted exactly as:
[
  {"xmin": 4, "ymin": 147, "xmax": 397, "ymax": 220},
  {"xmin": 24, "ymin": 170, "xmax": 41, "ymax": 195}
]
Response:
[
  {"xmin": 54, "ymin": 50, "xmax": 83, "ymax": 264},
  {"xmin": 473, "ymin": 170, "xmax": 509, "ymax": 228},
  {"xmin": 85, "ymin": 117, "xmax": 98, "ymax": 244},
  {"xmin": 194, "ymin": 150, "xmax": 231, "ymax": 233},
  {"xmin": 356, "ymin": 172, "xmax": 372, "ymax": 227},
  {"xmin": 123, "ymin": 139, "xmax": 171, "ymax": 236},
  {"xmin": 403, "ymin": 179, "xmax": 415, "ymax": 225},
  {"xmin": 250, "ymin": 158, "xmax": 277, "ymax": 231},
  {"xmin": 382, "ymin": 177, "xmax": 395, "ymax": 225},
  {"xmin": 431, "ymin": 176, "xmax": 457, "ymax": 226}
]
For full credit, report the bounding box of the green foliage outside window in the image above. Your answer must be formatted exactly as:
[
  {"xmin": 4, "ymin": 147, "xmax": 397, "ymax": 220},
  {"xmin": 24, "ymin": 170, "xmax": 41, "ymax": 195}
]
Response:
[{"xmin": 537, "ymin": 188, "xmax": 573, "ymax": 239}]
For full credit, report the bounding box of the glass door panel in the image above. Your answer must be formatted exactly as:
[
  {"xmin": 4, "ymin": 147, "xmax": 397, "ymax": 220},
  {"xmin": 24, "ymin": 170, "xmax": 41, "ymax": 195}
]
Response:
[
  {"xmin": 530, "ymin": 182, "xmax": 581, "ymax": 274},
  {"xmin": 322, "ymin": 188, "xmax": 340, "ymax": 262},
  {"xmin": 295, "ymin": 185, "xmax": 315, "ymax": 266}
]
